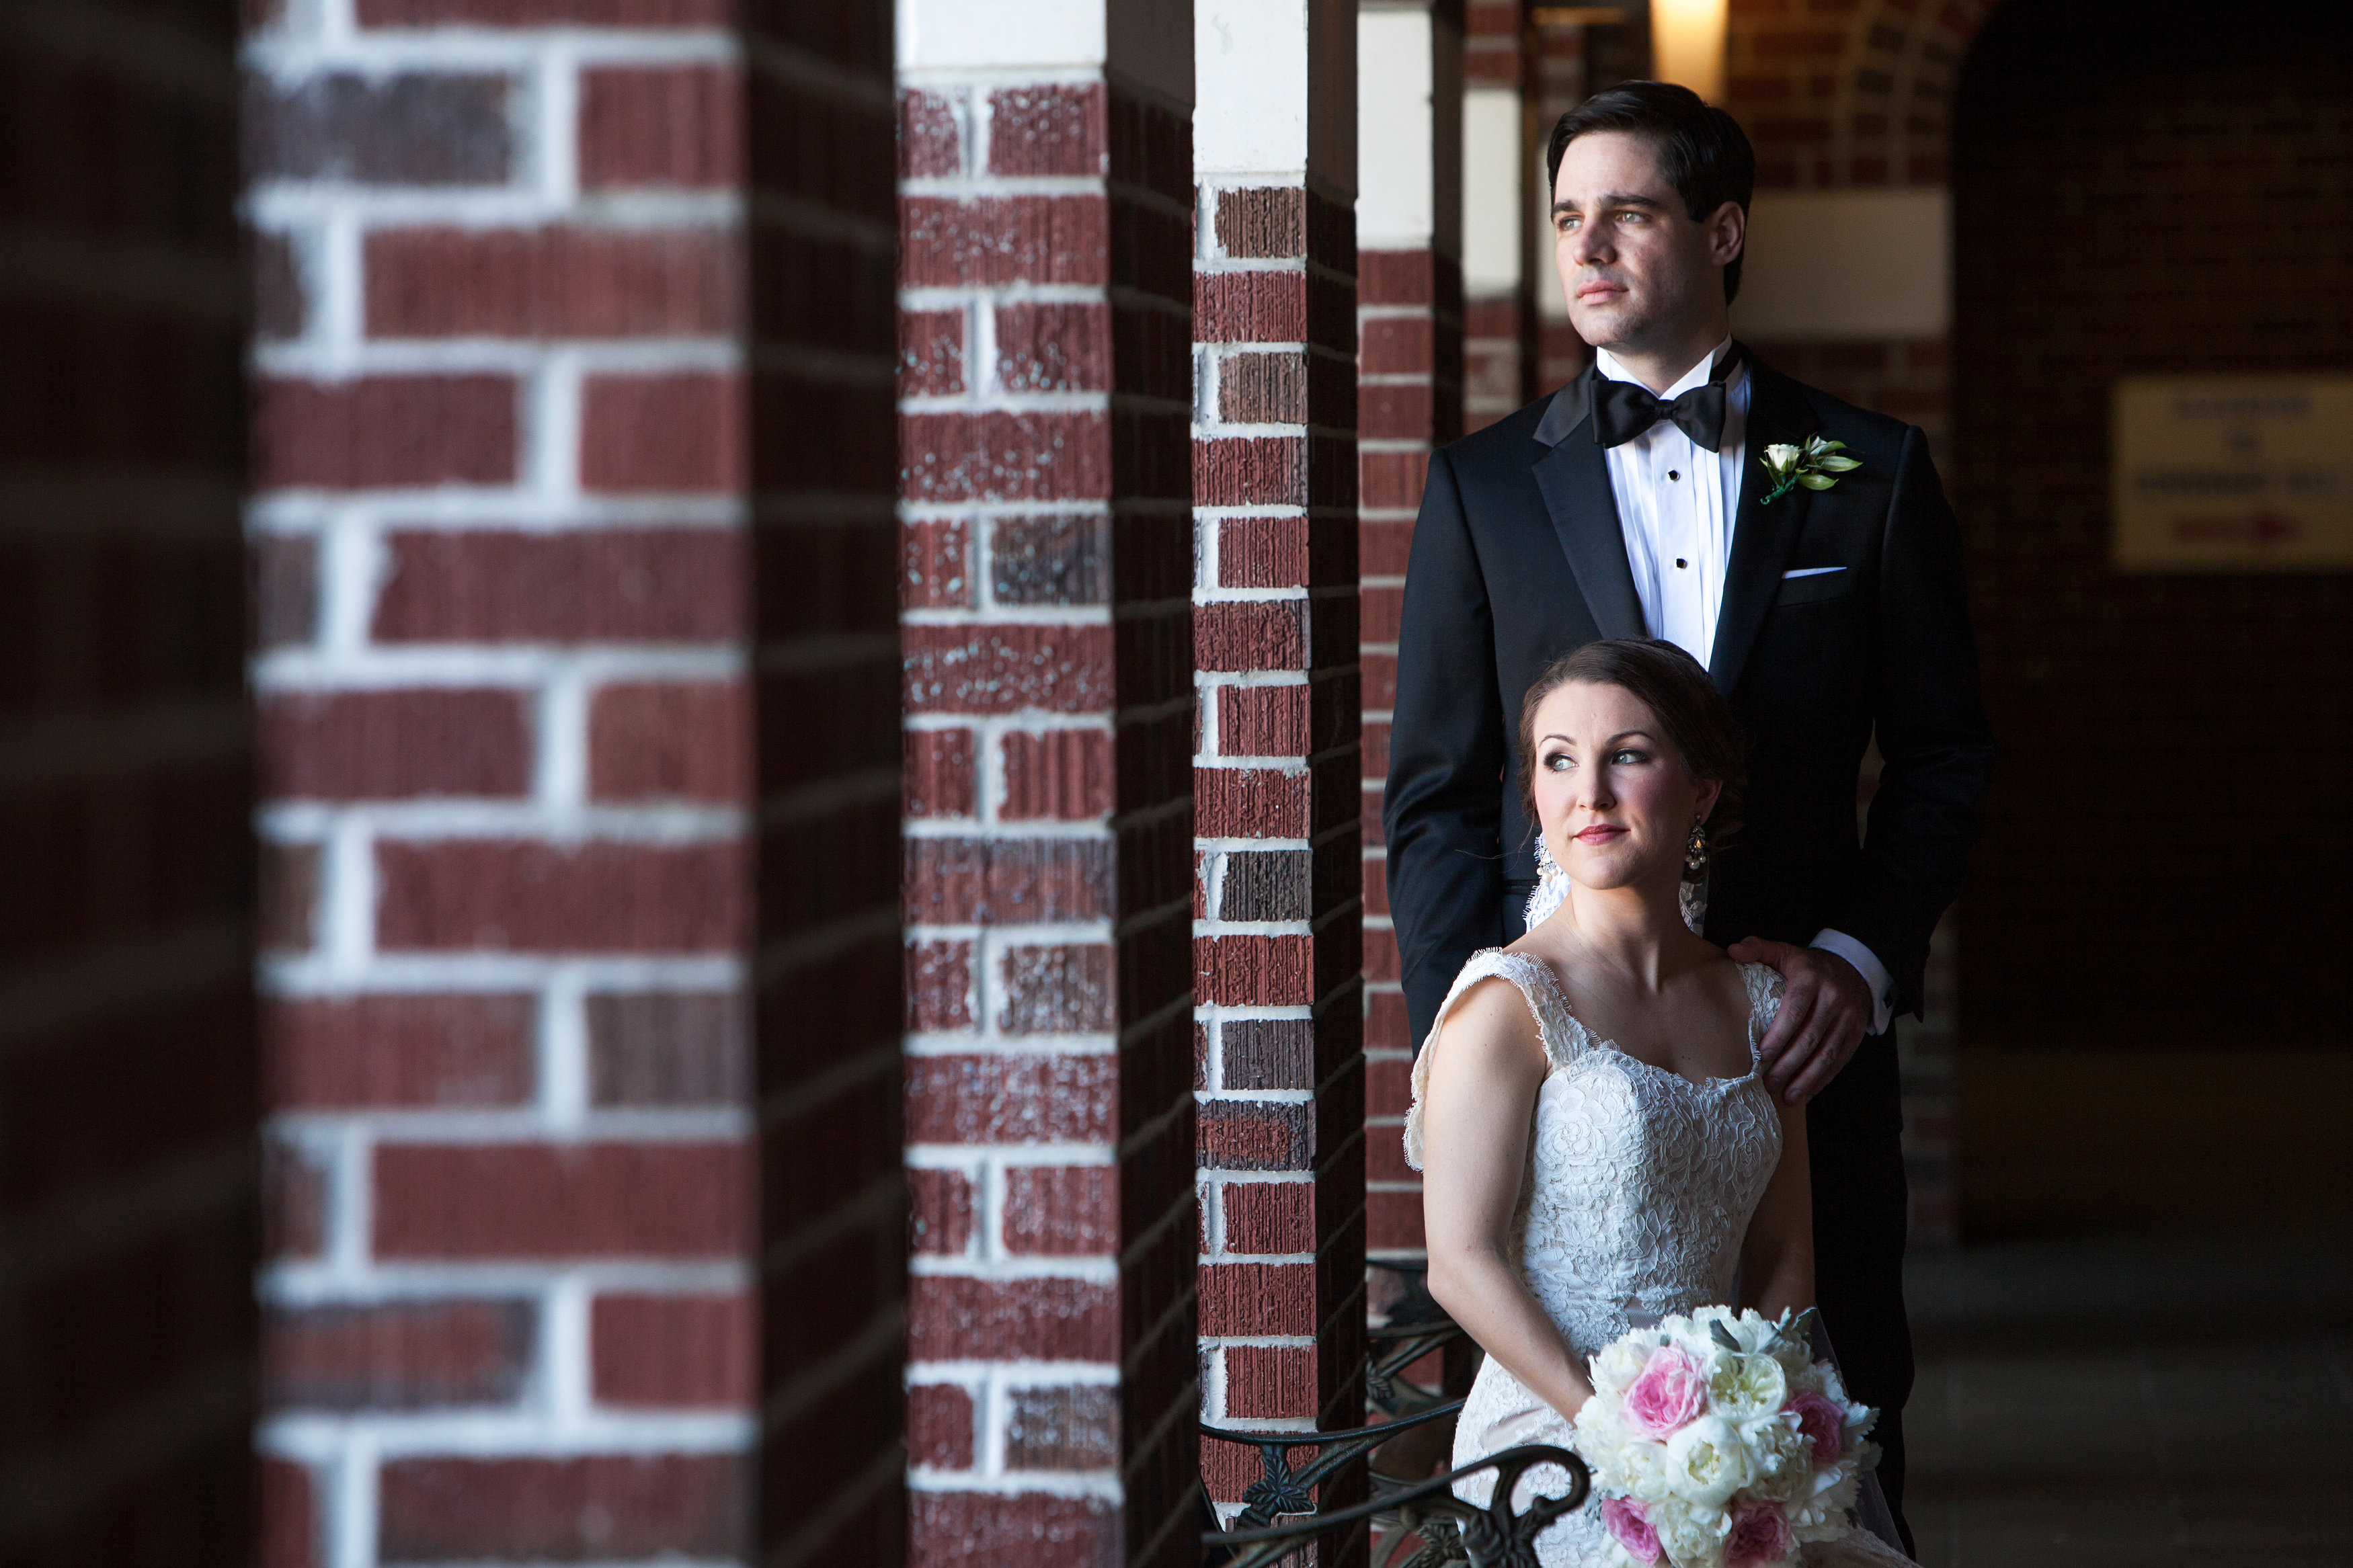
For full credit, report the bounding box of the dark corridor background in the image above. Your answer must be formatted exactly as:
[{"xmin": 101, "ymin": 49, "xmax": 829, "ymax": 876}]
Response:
[{"xmin": 1953, "ymin": 0, "xmax": 2353, "ymax": 1058}]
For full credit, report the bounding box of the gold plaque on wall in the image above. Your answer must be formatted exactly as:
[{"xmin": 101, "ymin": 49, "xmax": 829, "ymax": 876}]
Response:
[{"xmin": 2110, "ymin": 374, "xmax": 2353, "ymax": 571}]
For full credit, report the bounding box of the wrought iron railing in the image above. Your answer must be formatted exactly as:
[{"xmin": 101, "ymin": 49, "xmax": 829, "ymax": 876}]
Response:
[
  {"xmin": 1199, "ymin": 1276, "xmax": 1591, "ymax": 1568},
  {"xmin": 1199, "ymin": 1429, "xmax": 1589, "ymax": 1568},
  {"xmin": 1206, "ymin": 1282, "xmax": 1907, "ymax": 1565}
]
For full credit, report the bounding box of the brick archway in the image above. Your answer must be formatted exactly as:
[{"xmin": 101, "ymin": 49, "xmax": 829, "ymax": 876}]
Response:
[{"xmin": 1728, "ymin": 0, "xmax": 2005, "ymax": 188}]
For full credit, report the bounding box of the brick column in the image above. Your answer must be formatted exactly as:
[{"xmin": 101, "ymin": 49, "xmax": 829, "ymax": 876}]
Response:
[
  {"xmin": 0, "ymin": 3, "xmax": 254, "ymax": 1561},
  {"xmin": 1357, "ymin": 1, "xmax": 1466, "ymax": 1266},
  {"xmin": 895, "ymin": 6, "xmax": 1201, "ymax": 1563},
  {"xmin": 746, "ymin": 10, "xmax": 910, "ymax": 1568},
  {"xmin": 1462, "ymin": 0, "xmax": 1532, "ymax": 430},
  {"xmin": 246, "ymin": 7, "xmax": 771, "ymax": 1564},
  {"xmin": 1191, "ymin": 0, "xmax": 1368, "ymax": 1517}
]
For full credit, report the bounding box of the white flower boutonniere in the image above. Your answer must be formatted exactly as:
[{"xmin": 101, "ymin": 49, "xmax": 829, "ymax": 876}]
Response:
[{"xmin": 1759, "ymin": 435, "xmax": 1860, "ymax": 506}]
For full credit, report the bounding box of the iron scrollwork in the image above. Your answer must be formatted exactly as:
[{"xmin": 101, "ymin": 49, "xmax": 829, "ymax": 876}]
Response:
[
  {"xmin": 1206, "ymin": 1398, "xmax": 1466, "ymax": 1535},
  {"xmin": 1201, "ymin": 1428, "xmax": 1590, "ymax": 1568}
]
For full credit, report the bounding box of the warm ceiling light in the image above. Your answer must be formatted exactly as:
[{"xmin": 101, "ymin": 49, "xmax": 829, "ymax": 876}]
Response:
[
  {"xmin": 1650, "ymin": 0, "xmax": 1728, "ymax": 103},
  {"xmin": 1530, "ymin": 6, "xmax": 1634, "ymax": 24}
]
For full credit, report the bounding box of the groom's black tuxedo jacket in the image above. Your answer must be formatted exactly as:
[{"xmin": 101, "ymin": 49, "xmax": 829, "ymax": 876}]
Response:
[{"xmin": 1384, "ymin": 350, "xmax": 1995, "ymax": 1047}]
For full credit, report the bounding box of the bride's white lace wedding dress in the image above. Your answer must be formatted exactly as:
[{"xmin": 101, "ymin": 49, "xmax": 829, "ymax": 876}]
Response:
[{"xmin": 1404, "ymin": 950, "xmax": 1913, "ymax": 1567}]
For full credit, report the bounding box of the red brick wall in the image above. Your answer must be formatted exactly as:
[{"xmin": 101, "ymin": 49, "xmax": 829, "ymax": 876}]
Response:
[
  {"xmin": 1743, "ymin": 340, "xmax": 1949, "ymax": 462},
  {"xmin": 895, "ymin": 66, "xmax": 1201, "ymax": 1567},
  {"xmin": 245, "ymin": 5, "xmax": 772, "ymax": 1562},
  {"xmin": 746, "ymin": 9, "xmax": 907, "ymax": 1568},
  {"xmin": 1193, "ymin": 173, "xmax": 1369, "ymax": 1506},
  {"xmin": 1359, "ymin": 245, "xmax": 1462, "ymax": 1260},
  {"xmin": 1950, "ymin": 1, "xmax": 2353, "ymax": 1050},
  {"xmin": 0, "ymin": 3, "xmax": 255, "ymax": 1561}
]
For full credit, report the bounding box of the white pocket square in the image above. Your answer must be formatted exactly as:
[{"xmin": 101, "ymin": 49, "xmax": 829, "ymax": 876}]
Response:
[{"xmin": 1782, "ymin": 566, "xmax": 1845, "ymax": 579}]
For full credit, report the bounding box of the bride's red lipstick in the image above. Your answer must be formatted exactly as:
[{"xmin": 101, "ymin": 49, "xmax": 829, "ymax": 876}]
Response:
[{"xmin": 1572, "ymin": 824, "xmax": 1625, "ymax": 843}]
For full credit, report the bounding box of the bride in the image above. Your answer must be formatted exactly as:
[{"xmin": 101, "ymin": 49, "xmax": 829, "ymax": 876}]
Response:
[{"xmin": 1406, "ymin": 638, "xmax": 1911, "ymax": 1566}]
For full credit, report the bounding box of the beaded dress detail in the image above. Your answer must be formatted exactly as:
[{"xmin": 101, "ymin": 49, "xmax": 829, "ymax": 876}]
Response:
[{"xmin": 1403, "ymin": 950, "xmax": 1913, "ymax": 1567}]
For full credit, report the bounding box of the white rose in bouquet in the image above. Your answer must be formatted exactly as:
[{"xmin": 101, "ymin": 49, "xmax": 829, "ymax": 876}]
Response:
[
  {"xmin": 1663, "ymin": 1415, "xmax": 1752, "ymax": 1508},
  {"xmin": 1739, "ymin": 1415, "xmax": 1812, "ymax": 1505},
  {"xmin": 1616, "ymin": 1434, "xmax": 1671, "ymax": 1496},
  {"xmin": 1704, "ymin": 1352, "xmax": 1788, "ymax": 1421},
  {"xmin": 1765, "ymin": 1329, "xmax": 1814, "ymax": 1385},
  {"xmin": 1787, "ymin": 1465, "xmax": 1862, "ymax": 1537},
  {"xmin": 1652, "ymin": 1498, "xmax": 1732, "ymax": 1567},
  {"xmin": 1592, "ymin": 1335, "xmax": 1654, "ymax": 1396}
]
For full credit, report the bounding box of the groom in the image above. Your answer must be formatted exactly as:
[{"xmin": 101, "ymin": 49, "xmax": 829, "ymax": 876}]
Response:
[{"xmin": 1383, "ymin": 83, "xmax": 1993, "ymax": 1538}]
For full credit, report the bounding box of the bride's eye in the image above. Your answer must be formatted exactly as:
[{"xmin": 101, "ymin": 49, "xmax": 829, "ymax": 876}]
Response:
[
  {"xmin": 1610, "ymin": 749, "xmax": 1648, "ymax": 765},
  {"xmin": 1542, "ymin": 751, "xmax": 1573, "ymax": 772}
]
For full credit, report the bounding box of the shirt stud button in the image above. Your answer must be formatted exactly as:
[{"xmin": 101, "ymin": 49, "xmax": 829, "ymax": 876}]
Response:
[
  {"xmin": 1668, "ymin": 470, "xmax": 1681, "ymax": 481},
  {"xmin": 1675, "ymin": 558, "xmax": 1688, "ymax": 569}
]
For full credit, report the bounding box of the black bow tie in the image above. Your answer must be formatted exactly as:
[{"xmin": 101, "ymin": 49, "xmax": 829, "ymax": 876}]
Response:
[{"xmin": 1591, "ymin": 347, "xmax": 1742, "ymax": 452}]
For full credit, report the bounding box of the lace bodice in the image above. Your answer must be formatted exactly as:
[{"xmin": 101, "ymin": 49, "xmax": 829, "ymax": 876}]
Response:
[
  {"xmin": 1404, "ymin": 950, "xmax": 1916, "ymax": 1566},
  {"xmin": 1406, "ymin": 948, "xmax": 1785, "ymax": 1362}
]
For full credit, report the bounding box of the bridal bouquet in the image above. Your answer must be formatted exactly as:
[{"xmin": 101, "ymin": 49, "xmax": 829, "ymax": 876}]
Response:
[{"xmin": 1570, "ymin": 1307, "xmax": 1876, "ymax": 1568}]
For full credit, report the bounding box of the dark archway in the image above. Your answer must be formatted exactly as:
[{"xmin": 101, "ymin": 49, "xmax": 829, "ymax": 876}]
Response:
[{"xmin": 1954, "ymin": 0, "xmax": 2353, "ymax": 1047}]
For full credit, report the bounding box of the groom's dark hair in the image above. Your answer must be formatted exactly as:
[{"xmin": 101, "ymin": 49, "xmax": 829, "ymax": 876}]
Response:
[
  {"xmin": 1546, "ymin": 81, "xmax": 1756, "ymax": 303},
  {"xmin": 1518, "ymin": 638, "xmax": 1747, "ymax": 879}
]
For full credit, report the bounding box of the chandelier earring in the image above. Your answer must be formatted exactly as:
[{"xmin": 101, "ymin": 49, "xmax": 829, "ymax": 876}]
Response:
[
  {"xmin": 1685, "ymin": 819, "xmax": 1710, "ymax": 875},
  {"xmin": 1535, "ymin": 833, "xmax": 1567, "ymax": 885}
]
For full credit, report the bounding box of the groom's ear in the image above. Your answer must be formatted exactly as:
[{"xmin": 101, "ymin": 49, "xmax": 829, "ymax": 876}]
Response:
[{"xmin": 1705, "ymin": 200, "xmax": 1745, "ymax": 274}]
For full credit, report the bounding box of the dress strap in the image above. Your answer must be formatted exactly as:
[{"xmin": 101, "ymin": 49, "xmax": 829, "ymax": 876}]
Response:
[
  {"xmin": 1402, "ymin": 950, "xmax": 1591, "ymax": 1171},
  {"xmin": 1740, "ymin": 962, "xmax": 1786, "ymax": 1068}
]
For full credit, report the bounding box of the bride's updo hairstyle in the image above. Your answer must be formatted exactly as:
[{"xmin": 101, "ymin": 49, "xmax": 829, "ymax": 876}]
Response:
[{"xmin": 1517, "ymin": 638, "xmax": 1747, "ymax": 881}]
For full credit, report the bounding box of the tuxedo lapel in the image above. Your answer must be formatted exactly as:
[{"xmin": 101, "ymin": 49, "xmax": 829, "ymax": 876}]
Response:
[
  {"xmin": 1708, "ymin": 352, "xmax": 1823, "ymax": 695},
  {"xmin": 1531, "ymin": 367, "xmax": 1646, "ymax": 641}
]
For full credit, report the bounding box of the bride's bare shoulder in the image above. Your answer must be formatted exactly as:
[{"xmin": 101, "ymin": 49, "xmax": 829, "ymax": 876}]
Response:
[
  {"xmin": 1676, "ymin": 939, "xmax": 1750, "ymax": 1001},
  {"xmin": 1429, "ymin": 970, "xmax": 1548, "ymax": 1076}
]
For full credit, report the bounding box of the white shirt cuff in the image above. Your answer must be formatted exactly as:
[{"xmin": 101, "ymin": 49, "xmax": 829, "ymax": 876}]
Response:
[{"xmin": 1809, "ymin": 929, "xmax": 1898, "ymax": 1036}]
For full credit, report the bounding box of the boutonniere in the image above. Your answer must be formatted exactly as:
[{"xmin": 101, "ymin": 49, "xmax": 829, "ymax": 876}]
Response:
[{"xmin": 1758, "ymin": 435, "xmax": 1860, "ymax": 505}]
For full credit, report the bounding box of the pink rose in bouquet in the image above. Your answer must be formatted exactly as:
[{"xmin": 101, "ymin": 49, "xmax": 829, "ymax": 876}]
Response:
[
  {"xmin": 1599, "ymin": 1497, "xmax": 1663, "ymax": 1565},
  {"xmin": 1785, "ymin": 1391, "xmax": 1845, "ymax": 1464},
  {"xmin": 1724, "ymin": 1500, "xmax": 1794, "ymax": 1568},
  {"xmin": 1622, "ymin": 1346, "xmax": 1707, "ymax": 1438}
]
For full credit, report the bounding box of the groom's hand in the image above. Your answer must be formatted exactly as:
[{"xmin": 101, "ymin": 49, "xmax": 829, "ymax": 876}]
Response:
[{"xmin": 1726, "ymin": 939, "xmax": 1873, "ymax": 1104}]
